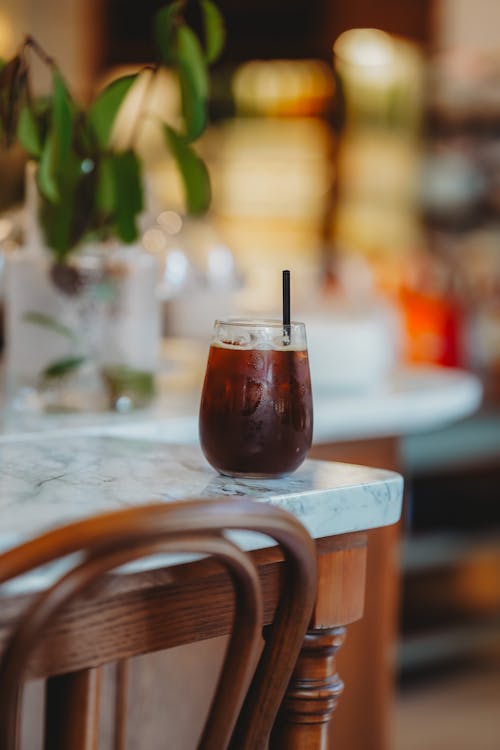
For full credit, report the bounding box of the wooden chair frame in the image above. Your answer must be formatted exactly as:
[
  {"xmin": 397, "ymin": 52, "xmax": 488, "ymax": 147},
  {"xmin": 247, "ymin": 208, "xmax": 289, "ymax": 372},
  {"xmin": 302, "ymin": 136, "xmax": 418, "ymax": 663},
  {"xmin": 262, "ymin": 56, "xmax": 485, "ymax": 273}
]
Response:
[{"xmin": 0, "ymin": 497, "xmax": 317, "ymax": 750}]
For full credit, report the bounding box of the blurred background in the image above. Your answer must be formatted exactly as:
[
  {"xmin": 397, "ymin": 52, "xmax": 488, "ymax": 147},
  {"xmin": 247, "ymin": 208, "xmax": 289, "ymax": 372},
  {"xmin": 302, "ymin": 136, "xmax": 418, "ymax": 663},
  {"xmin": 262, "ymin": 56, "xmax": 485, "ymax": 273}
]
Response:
[{"xmin": 1, "ymin": 0, "xmax": 500, "ymax": 748}]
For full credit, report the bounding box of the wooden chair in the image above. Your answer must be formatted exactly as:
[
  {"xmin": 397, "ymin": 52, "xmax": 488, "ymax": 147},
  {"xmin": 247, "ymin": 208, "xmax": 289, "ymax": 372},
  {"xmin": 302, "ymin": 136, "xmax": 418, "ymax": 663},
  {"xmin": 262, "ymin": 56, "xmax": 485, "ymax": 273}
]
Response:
[{"xmin": 0, "ymin": 497, "xmax": 317, "ymax": 750}]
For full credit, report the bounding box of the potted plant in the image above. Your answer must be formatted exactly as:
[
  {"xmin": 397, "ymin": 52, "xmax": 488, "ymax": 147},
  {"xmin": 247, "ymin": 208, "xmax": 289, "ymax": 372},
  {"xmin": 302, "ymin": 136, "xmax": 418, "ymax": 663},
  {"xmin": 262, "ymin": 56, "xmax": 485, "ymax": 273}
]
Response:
[{"xmin": 0, "ymin": 0, "xmax": 224, "ymax": 412}]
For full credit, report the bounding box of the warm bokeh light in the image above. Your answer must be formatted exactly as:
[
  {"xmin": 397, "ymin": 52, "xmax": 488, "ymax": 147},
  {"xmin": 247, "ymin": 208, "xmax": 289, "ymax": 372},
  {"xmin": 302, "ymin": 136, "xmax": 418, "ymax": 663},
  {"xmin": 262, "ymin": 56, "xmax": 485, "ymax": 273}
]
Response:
[
  {"xmin": 334, "ymin": 28, "xmax": 396, "ymax": 74},
  {"xmin": 232, "ymin": 59, "xmax": 335, "ymax": 117},
  {"xmin": 334, "ymin": 27, "xmax": 424, "ymax": 131},
  {"xmin": 0, "ymin": 9, "xmax": 16, "ymax": 58}
]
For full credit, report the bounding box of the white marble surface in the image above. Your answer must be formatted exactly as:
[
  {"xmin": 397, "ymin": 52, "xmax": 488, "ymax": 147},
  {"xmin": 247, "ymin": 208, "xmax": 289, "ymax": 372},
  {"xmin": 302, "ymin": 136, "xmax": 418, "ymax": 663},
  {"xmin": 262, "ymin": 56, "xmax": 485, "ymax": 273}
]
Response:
[
  {"xmin": 311, "ymin": 365, "xmax": 482, "ymax": 442},
  {"xmin": 0, "ymin": 436, "xmax": 403, "ymax": 595}
]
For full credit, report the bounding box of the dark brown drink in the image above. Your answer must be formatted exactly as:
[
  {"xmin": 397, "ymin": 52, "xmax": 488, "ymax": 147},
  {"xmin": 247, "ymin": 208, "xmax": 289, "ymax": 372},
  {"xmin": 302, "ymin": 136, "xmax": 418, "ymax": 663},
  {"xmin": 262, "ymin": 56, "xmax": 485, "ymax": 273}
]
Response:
[{"xmin": 199, "ymin": 342, "xmax": 313, "ymax": 477}]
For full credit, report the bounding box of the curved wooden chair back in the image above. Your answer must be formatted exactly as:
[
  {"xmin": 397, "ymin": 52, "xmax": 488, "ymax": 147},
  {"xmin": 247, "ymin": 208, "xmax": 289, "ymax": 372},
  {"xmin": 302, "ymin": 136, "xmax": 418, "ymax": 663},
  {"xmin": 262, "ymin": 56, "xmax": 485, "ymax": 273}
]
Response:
[{"xmin": 0, "ymin": 497, "xmax": 317, "ymax": 750}]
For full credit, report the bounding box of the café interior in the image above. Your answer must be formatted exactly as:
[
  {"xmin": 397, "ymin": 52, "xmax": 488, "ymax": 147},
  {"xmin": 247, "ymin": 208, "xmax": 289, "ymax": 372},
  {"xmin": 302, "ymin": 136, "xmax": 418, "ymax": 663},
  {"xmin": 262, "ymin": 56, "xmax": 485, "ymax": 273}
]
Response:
[{"xmin": 0, "ymin": 0, "xmax": 499, "ymax": 749}]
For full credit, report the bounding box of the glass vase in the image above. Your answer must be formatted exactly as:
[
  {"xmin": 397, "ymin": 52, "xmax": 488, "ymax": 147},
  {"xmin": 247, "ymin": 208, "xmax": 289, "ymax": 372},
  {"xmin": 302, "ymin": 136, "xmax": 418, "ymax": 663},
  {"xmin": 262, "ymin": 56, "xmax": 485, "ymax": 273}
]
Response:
[{"xmin": 5, "ymin": 243, "xmax": 160, "ymax": 413}]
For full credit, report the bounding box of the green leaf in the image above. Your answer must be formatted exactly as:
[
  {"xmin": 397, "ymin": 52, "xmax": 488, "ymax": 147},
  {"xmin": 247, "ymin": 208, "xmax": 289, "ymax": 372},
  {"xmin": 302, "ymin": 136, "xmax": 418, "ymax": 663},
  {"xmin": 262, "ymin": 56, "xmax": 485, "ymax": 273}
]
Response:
[
  {"xmin": 155, "ymin": 8, "xmax": 210, "ymax": 141},
  {"xmin": 52, "ymin": 72, "xmax": 74, "ymax": 170},
  {"xmin": 38, "ymin": 151, "xmax": 82, "ymax": 257},
  {"xmin": 88, "ymin": 74, "xmax": 137, "ymax": 148},
  {"xmin": 164, "ymin": 125, "xmax": 211, "ymax": 214},
  {"xmin": 37, "ymin": 74, "xmax": 74, "ymax": 205},
  {"xmin": 178, "ymin": 66, "xmax": 206, "ymax": 141},
  {"xmin": 17, "ymin": 105, "xmax": 42, "ymax": 157},
  {"xmin": 42, "ymin": 356, "xmax": 86, "ymax": 381},
  {"xmin": 176, "ymin": 26, "xmax": 209, "ymax": 140},
  {"xmin": 200, "ymin": 0, "xmax": 225, "ymax": 63},
  {"xmin": 23, "ymin": 311, "xmax": 77, "ymax": 341},
  {"xmin": 154, "ymin": 2, "xmax": 183, "ymax": 65},
  {"xmin": 177, "ymin": 26, "xmax": 208, "ymax": 98},
  {"xmin": 96, "ymin": 155, "xmax": 115, "ymax": 215},
  {"xmin": 37, "ymin": 134, "xmax": 59, "ymax": 202},
  {"xmin": 109, "ymin": 150, "xmax": 143, "ymax": 242},
  {"xmin": 38, "ymin": 189, "xmax": 75, "ymax": 257}
]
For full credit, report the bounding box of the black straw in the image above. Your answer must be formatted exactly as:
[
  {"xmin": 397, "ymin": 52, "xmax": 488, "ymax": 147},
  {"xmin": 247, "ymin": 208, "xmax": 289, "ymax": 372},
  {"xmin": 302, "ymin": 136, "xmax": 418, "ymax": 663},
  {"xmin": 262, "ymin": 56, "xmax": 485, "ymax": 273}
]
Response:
[{"xmin": 282, "ymin": 269, "xmax": 291, "ymax": 344}]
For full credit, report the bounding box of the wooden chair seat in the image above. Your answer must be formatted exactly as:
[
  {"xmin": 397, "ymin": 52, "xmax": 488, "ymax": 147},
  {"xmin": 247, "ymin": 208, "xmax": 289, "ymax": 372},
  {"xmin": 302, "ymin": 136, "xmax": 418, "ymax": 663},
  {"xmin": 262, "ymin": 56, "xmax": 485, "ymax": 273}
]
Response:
[{"xmin": 0, "ymin": 497, "xmax": 317, "ymax": 750}]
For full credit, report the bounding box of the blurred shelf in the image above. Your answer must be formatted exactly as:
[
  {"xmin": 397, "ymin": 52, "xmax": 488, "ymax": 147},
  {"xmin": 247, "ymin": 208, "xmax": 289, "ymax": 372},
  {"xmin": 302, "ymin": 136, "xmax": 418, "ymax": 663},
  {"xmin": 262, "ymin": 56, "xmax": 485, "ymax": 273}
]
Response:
[
  {"xmin": 402, "ymin": 410, "xmax": 500, "ymax": 475},
  {"xmin": 400, "ymin": 460, "xmax": 500, "ymax": 675},
  {"xmin": 399, "ymin": 620, "xmax": 500, "ymax": 672},
  {"xmin": 402, "ymin": 531, "xmax": 500, "ymax": 573}
]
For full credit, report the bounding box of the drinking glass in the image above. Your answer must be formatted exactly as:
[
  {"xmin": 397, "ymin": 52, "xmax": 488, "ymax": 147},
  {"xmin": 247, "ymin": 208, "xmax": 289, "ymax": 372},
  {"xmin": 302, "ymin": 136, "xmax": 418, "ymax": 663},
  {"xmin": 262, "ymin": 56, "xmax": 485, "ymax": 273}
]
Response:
[{"xmin": 199, "ymin": 318, "xmax": 313, "ymax": 478}]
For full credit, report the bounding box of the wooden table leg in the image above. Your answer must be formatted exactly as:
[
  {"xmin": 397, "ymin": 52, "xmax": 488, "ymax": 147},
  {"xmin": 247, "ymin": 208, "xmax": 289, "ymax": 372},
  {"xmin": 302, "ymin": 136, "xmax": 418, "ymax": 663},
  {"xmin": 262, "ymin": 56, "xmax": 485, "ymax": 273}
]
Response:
[
  {"xmin": 272, "ymin": 542, "xmax": 367, "ymax": 748},
  {"xmin": 310, "ymin": 438, "xmax": 402, "ymax": 750},
  {"xmin": 45, "ymin": 667, "xmax": 101, "ymax": 750},
  {"xmin": 271, "ymin": 627, "xmax": 346, "ymax": 749}
]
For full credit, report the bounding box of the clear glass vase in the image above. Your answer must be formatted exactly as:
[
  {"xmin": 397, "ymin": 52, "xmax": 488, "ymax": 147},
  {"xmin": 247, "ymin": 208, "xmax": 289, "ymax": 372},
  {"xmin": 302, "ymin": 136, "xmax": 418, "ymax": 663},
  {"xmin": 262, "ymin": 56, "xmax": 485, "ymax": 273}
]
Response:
[{"xmin": 5, "ymin": 243, "xmax": 160, "ymax": 413}]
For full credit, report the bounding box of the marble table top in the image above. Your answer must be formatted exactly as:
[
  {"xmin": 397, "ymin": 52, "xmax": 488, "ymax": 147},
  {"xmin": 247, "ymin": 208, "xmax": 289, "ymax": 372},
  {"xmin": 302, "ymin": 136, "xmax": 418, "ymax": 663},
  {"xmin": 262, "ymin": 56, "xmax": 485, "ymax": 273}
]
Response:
[
  {"xmin": 0, "ymin": 436, "xmax": 403, "ymax": 596},
  {"xmin": 0, "ymin": 344, "xmax": 482, "ymax": 444}
]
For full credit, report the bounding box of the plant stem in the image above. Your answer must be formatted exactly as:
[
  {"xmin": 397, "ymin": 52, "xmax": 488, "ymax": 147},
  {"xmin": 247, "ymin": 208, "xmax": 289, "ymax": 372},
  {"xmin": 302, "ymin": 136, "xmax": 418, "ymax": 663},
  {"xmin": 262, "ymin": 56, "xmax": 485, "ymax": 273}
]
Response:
[{"xmin": 23, "ymin": 35, "xmax": 56, "ymax": 71}]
